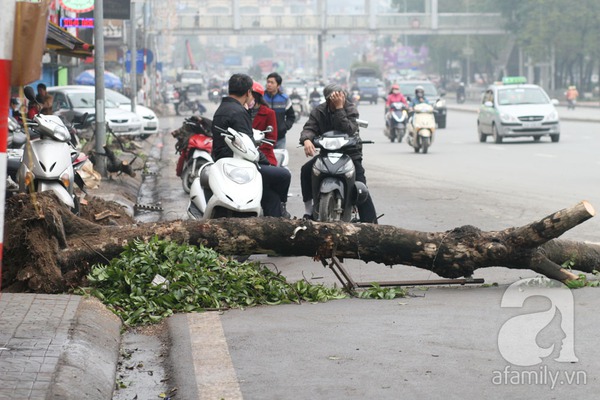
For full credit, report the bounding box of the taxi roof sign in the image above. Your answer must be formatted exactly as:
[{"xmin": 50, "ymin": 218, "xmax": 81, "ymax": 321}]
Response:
[{"xmin": 502, "ymin": 76, "xmax": 527, "ymax": 85}]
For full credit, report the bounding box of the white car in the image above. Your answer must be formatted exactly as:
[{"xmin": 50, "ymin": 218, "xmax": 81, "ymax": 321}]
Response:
[
  {"xmin": 49, "ymin": 85, "xmax": 159, "ymax": 138},
  {"xmin": 477, "ymin": 77, "xmax": 560, "ymax": 143},
  {"xmin": 103, "ymin": 89, "xmax": 160, "ymax": 138},
  {"xmin": 49, "ymin": 86, "xmax": 142, "ymax": 137}
]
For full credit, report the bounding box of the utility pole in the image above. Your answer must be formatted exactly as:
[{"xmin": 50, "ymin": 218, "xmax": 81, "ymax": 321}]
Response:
[
  {"xmin": 130, "ymin": 0, "xmax": 137, "ymax": 113},
  {"xmin": 94, "ymin": 0, "xmax": 107, "ymax": 176}
]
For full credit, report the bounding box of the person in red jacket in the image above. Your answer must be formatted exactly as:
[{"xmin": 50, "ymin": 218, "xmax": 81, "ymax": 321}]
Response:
[
  {"xmin": 248, "ymin": 81, "xmax": 279, "ymax": 166},
  {"xmin": 385, "ymin": 84, "xmax": 407, "ymax": 109}
]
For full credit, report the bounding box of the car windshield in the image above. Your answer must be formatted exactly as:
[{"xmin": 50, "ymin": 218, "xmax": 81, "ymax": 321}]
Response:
[
  {"xmin": 497, "ymin": 87, "xmax": 549, "ymax": 105},
  {"xmin": 357, "ymin": 77, "xmax": 377, "ymax": 87},
  {"xmin": 69, "ymin": 92, "xmax": 118, "ymax": 108},
  {"xmin": 399, "ymin": 82, "xmax": 438, "ymax": 98},
  {"xmin": 105, "ymin": 89, "xmax": 131, "ymax": 105}
]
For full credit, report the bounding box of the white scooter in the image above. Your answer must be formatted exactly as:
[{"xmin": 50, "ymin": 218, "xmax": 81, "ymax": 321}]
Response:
[
  {"xmin": 407, "ymin": 102, "xmax": 436, "ymax": 154},
  {"xmin": 17, "ymin": 113, "xmax": 80, "ymax": 211},
  {"xmin": 187, "ymin": 126, "xmax": 273, "ymax": 220}
]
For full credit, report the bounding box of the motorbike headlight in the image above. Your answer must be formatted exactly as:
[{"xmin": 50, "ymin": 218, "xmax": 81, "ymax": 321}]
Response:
[
  {"xmin": 500, "ymin": 113, "xmax": 518, "ymax": 123},
  {"xmin": 340, "ymin": 159, "xmax": 355, "ymax": 179},
  {"xmin": 223, "ymin": 163, "xmax": 255, "ymax": 184},
  {"xmin": 312, "ymin": 157, "xmax": 325, "ymax": 176}
]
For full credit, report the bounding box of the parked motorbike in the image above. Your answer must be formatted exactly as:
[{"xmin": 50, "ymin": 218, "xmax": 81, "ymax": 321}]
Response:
[
  {"xmin": 310, "ymin": 120, "xmax": 371, "ymax": 222},
  {"xmin": 172, "ymin": 116, "xmax": 214, "ymax": 193},
  {"xmin": 407, "ymin": 103, "xmax": 436, "ymax": 154},
  {"xmin": 384, "ymin": 102, "xmax": 408, "ymax": 143},
  {"xmin": 17, "ymin": 113, "xmax": 81, "ymax": 212},
  {"xmin": 187, "ymin": 126, "xmax": 273, "ymax": 220}
]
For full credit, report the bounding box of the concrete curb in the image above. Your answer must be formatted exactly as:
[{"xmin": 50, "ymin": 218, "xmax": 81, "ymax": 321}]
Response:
[{"xmin": 48, "ymin": 297, "xmax": 122, "ymax": 400}]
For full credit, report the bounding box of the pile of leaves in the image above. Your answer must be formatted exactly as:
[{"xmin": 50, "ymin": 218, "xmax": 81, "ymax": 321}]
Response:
[{"xmin": 81, "ymin": 237, "xmax": 348, "ymax": 326}]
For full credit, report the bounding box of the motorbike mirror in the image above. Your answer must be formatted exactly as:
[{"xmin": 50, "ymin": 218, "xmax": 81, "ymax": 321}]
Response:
[
  {"xmin": 356, "ymin": 119, "xmax": 369, "ymax": 128},
  {"xmin": 264, "ymin": 125, "xmax": 273, "ymax": 133},
  {"xmin": 24, "ymin": 86, "xmax": 37, "ymax": 104}
]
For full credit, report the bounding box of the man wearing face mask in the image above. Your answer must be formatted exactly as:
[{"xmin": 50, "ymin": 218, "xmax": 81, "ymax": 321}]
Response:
[{"xmin": 211, "ymin": 73, "xmax": 291, "ymax": 218}]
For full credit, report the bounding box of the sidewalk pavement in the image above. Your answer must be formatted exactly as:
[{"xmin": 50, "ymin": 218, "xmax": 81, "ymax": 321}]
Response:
[
  {"xmin": 446, "ymin": 101, "xmax": 600, "ymax": 123},
  {"xmin": 0, "ymin": 136, "xmax": 156, "ymax": 399}
]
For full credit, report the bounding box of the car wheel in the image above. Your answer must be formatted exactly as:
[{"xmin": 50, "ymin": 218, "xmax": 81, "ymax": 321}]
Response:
[
  {"xmin": 492, "ymin": 124, "xmax": 502, "ymax": 143},
  {"xmin": 533, "ymin": 135, "xmax": 541, "ymax": 142},
  {"xmin": 139, "ymin": 134, "xmax": 151, "ymax": 140},
  {"xmin": 477, "ymin": 122, "xmax": 487, "ymax": 142},
  {"xmin": 550, "ymin": 134, "xmax": 560, "ymax": 143}
]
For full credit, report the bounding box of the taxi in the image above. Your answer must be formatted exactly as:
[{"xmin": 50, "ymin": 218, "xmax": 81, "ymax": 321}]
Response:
[{"xmin": 477, "ymin": 77, "xmax": 560, "ymax": 143}]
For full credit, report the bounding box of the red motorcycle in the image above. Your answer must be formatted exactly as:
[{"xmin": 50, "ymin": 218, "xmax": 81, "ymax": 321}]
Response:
[{"xmin": 172, "ymin": 116, "xmax": 213, "ymax": 193}]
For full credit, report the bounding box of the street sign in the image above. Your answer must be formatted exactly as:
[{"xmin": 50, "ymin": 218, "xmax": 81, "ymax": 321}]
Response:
[{"xmin": 125, "ymin": 49, "xmax": 154, "ymax": 73}]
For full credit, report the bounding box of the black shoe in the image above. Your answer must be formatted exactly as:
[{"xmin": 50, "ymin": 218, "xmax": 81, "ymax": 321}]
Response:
[
  {"xmin": 281, "ymin": 202, "xmax": 291, "ymax": 219},
  {"xmin": 302, "ymin": 213, "xmax": 314, "ymax": 220}
]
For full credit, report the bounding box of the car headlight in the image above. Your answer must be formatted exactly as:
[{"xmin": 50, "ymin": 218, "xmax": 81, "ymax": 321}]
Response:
[
  {"xmin": 544, "ymin": 111, "xmax": 558, "ymax": 122},
  {"xmin": 500, "ymin": 113, "xmax": 518, "ymax": 123}
]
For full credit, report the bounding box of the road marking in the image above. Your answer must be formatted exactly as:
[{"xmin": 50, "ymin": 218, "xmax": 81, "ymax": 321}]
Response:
[{"xmin": 188, "ymin": 312, "xmax": 243, "ymax": 399}]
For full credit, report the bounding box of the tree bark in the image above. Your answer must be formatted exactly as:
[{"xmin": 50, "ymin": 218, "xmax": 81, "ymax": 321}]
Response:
[{"xmin": 3, "ymin": 193, "xmax": 599, "ymax": 293}]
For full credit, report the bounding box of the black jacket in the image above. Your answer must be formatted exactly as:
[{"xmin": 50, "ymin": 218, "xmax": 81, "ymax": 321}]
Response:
[
  {"xmin": 211, "ymin": 97, "xmax": 269, "ymax": 164},
  {"xmin": 299, "ymin": 100, "xmax": 362, "ymax": 158},
  {"xmin": 211, "ymin": 97, "xmax": 254, "ymax": 161}
]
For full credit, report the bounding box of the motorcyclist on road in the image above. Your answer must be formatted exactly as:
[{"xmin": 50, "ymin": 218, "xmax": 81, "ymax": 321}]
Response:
[
  {"xmin": 385, "ymin": 84, "xmax": 408, "ymax": 127},
  {"xmin": 299, "ymin": 83, "xmax": 378, "ymax": 223},
  {"xmin": 566, "ymin": 86, "xmax": 579, "ymax": 110},
  {"xmin": 309, "ymin": 87, "xmax": 321, "ymax": 102},
  {"xmin": 456, "ymin": 82, "xmax": 466, "ymax": 102},
  {"xmin": 409, "ymin": 85, "xmax": 429, "ymax": 109},
  {"xmin": 211, "ymin": 73, "xmax": 291, "ymax": 218},
  {"xmin": 385, "ymin": 84, "xmax": 408, "ymax": 109}
]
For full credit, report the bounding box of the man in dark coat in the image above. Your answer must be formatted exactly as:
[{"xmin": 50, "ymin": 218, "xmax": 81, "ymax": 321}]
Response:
[
  {"xmin": 299, "ymin": 83, "xmax": 377, "ymax": 223},
  {"xmin": 211, "ymin": 74, "xmax": 291, "ymax": 217}
]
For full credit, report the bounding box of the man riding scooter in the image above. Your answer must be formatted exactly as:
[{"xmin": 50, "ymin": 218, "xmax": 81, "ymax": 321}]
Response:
[{"xmin": 299, "ymin": 83, "xmax": 378, "ymax": 223}]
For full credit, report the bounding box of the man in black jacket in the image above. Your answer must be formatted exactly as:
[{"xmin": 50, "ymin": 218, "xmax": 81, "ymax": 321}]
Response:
[
  {"xmin": 212, "ymin": 74, "xmax": 291, "ymax": 217},
  {"xmin": 299, "ymin": 83, "xmax": 377, "ymax": 223}
]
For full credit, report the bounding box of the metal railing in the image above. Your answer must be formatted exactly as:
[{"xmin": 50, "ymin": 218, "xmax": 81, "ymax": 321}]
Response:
[{"xmin": 170, "ymin": 12, "xmax": 506, "ymax": 35}]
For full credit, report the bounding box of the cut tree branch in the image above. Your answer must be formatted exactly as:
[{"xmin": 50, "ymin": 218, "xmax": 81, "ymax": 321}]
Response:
[{"xmin": 3, "ymin": 193, "xmax": 599, "ymax": 293}]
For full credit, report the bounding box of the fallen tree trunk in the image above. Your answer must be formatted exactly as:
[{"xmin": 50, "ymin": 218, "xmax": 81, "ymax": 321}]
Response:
[{"xmin": 3, "ymin": 193, "xmax": 599, "ymax": 293}]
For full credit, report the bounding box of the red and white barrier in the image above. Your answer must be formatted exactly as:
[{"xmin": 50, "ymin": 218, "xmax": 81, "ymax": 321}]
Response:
[{"xmin": 0, "ymin": 1, "xmax": 17, "ymax": 290}]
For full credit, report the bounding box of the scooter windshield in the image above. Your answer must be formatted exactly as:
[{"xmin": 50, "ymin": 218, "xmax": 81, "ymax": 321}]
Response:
[{"xmin": 320, "ymin": 136, "xmax": 349, "ymax": 151}]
